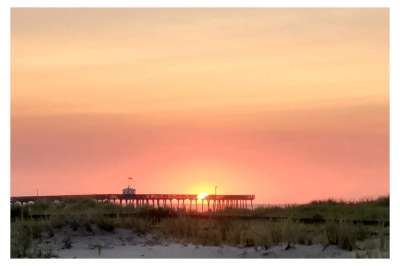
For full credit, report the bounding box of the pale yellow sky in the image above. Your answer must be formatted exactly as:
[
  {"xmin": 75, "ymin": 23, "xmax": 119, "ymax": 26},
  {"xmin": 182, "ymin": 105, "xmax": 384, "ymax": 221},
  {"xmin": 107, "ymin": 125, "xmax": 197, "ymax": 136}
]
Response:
[{"xmin": 12, "ymin": 8, "xmax": 388, "ymax": 117}]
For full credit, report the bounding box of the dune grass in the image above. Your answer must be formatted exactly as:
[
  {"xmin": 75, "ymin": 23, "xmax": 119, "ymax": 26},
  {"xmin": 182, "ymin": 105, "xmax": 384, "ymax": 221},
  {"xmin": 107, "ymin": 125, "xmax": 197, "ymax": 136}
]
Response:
[
  {"xmin": 154, "ymin": 216, "xmax": 387, "ymax": 251},
  {"xmin": 10, "ymin": 196, "xmax": 389, "ymax": 258},
  {"xmin": 251, "ymin": 196, "xmax": 389, "ymax": 221}
]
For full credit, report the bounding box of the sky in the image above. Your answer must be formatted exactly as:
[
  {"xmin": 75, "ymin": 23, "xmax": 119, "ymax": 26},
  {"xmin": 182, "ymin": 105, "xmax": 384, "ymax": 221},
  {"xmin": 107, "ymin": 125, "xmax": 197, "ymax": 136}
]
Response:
[{"xmin": 11, "ymin": 8, "xmax": 388, "ymax": 203}]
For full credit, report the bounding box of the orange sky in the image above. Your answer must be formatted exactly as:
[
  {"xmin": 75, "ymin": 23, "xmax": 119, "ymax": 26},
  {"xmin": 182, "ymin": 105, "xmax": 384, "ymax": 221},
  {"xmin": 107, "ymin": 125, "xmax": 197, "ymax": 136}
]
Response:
[{"xmin": 11, "ymin": 8, "xmax": 388, "ymax": 203}]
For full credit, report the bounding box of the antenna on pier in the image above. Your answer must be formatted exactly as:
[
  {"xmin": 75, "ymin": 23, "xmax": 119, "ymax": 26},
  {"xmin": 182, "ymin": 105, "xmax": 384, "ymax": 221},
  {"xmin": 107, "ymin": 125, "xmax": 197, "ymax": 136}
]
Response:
[{"xmin": 128, "ymin": 177, "xmax": 134, "ymax": 188}]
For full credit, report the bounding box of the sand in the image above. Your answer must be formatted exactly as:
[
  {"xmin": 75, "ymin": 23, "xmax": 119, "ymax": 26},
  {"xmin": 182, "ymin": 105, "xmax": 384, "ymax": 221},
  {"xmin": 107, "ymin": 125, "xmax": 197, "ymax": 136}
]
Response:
[
  {"xmin": 56, "ymin": 243, "xmax": 353, "ymax": 258},
  {"xmin": 34, "ymin": 228, "xmax": 357, "ymax": 258}
]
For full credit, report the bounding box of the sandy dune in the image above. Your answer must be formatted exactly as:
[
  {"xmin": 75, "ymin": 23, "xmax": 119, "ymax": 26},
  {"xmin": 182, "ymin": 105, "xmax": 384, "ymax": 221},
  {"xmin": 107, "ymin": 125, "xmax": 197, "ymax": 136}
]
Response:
[
  {"xmin": 35, "ymin": 228, "xmax": 356, "ymax": 258},
  {"xmin": 57, "ymin": 242, "xmax": 353, "ymax": 258}
]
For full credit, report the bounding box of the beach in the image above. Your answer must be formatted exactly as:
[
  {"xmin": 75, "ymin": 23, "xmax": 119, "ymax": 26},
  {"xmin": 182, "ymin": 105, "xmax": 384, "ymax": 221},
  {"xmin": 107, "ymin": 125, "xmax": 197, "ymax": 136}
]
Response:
[
  {"xmin": 33, "ymin": 228, "xmax": 385, "ymax": 258},
  {"xmin": 11, "ymin": 197, "xmax": 389, "ymax": 259}
]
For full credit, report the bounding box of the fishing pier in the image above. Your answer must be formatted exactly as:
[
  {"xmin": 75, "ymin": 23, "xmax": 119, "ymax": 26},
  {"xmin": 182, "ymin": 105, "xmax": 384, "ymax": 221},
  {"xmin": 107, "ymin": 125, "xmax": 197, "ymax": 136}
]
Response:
[{"xmin": 11, "ymin": 193, "xmax": 256, "ymax": 211}]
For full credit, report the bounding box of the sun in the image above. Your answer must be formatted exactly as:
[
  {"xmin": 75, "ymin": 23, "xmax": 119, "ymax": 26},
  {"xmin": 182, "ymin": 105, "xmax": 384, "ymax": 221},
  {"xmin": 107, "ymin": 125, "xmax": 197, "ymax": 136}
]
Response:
[{"xmin": 197, "ymin": 192, "xmax": 209, "ymax": 200}]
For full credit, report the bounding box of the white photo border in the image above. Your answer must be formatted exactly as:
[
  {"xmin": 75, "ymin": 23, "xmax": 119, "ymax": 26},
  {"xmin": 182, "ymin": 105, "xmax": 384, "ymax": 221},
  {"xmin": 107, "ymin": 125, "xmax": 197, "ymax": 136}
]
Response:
[{"xmin": 1, "ymin": 1, "xmax": 397, "ymax": 266}]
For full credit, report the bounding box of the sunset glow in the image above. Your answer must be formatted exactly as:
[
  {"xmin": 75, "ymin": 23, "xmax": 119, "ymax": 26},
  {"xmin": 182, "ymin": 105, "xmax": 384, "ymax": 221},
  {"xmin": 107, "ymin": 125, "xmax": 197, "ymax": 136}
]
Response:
[
  {"xmin": 197, "ymin": 192, "xmax": 209, "ymax": 200},
  {"xmin": 11, "ymin": 9, "xmax": 388, "ymax": 204}
]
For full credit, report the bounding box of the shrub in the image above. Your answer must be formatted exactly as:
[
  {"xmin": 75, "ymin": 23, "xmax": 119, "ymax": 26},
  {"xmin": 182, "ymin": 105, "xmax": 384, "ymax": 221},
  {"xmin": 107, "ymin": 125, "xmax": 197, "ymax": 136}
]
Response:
[
  {"xmin": 84, "ymin": 222, "xmax": 93, "ymax": 233},
  {"xmin": 268, "ymin": 223, "xmax": 283, "ymax": 244},
  {"xmin": 67, "ymin": 218, "xmax": 80, "ymax": 231},
  {"xmin": 325, "ymin": 222, "xmax": 357, "ymax": 251},
  {"xmin": 30, "ymin": 221, "xmax": 46, "ymax": 239},
  {"xmin": 95, "ymin": 217, "xmax": 115, "ymax": 232},
  {"xmin": 49, "ymin": 215, "xmax": 66, "ymax": 229},
  {"xmin": 11, "ymin": 222, "xmax": 32, "ymax": 258},
  {"xmin": 355, "ymin": 225, "xmax": 369, "ymax": 241},
  {"xmin": 62, "ymin": 236, "xmax": 72, "ymax": 249},
  {"xmin": 129, "ymin": 218, "xmax": 151, "ymax": 235},
  {"xmin": 33, "ymin": 244, "xmax": 57, "ymax": 258},
  {"xmin": 11, "ymin": 204, "xmax": 22, "ymax": 220},
  {"xmin": 325, "ymin": 222, "xmax": 339, "ymax": 245}
]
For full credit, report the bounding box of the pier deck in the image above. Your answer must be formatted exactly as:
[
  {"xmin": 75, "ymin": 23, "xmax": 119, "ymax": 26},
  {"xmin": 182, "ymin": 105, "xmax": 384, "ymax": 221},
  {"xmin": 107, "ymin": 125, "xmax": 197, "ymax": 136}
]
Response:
[{"xmin": 11, "ymin": 194, "xmax": 255, "ymax": 210}]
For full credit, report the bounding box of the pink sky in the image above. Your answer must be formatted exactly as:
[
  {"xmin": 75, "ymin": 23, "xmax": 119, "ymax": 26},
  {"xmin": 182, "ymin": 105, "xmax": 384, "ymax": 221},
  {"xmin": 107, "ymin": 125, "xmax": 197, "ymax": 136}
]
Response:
[{"xmin": 11, "ymin": 9, "xmax": 388, "ymax": 203}]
